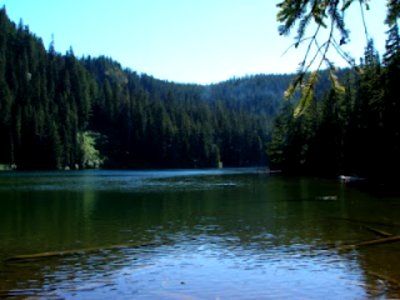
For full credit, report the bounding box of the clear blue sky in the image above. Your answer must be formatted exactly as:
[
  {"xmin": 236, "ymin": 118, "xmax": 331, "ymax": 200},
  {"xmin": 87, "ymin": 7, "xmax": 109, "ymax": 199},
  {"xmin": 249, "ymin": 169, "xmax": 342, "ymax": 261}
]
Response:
[{"xmin": 2, "ymin": 0, "xmax": 387, "ymax": 84}]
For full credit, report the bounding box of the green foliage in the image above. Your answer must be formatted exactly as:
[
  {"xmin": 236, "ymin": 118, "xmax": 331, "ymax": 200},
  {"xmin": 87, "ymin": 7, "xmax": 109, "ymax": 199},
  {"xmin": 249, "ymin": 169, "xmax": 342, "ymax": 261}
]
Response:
[
  {"xmin": 78, "ymin": 131, "xmax": 104, "ymax": 169},
  {"xmin": 277, "ymin": 0, "xmax": 376, "ymax": 115},
  {"xmin": 293, "ymin": 71, "xmax": 318, "ymax": 117},
  {"xmin": 329, "ymin": 67, "xmax": 346, "ymax": 94},
  {"xmin": 386, "ymin": 0, "xmax": 400, "ymax": 26},
  {"xmin": 384, "ymin": 23, "xmax": 400, "ymax": 65}
]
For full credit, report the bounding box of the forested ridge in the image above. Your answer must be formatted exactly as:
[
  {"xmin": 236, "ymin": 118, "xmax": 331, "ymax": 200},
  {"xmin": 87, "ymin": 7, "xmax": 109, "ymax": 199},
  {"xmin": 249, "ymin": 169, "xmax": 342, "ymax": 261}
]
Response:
[
  {"xmin": 0, "ymin": 8, "xmax": 297, "ymax": 170},
  {"xmin": 4, "ymin": 6, "xmax": 395, "ymax": 178}
]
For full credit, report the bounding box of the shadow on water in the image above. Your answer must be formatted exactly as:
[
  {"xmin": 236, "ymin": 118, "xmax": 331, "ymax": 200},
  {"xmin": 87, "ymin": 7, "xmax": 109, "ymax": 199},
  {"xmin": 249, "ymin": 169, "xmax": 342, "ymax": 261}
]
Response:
[{"xmin": 0, "ymin": 170, "xmax": 399, "ymax": 298}]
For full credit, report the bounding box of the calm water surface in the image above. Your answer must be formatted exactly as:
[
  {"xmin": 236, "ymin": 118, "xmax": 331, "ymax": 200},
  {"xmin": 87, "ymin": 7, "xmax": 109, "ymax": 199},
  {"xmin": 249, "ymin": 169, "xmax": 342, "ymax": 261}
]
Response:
[{"xmin": 0, "ymin": 169, "xmax": 399, "ymax": 299}]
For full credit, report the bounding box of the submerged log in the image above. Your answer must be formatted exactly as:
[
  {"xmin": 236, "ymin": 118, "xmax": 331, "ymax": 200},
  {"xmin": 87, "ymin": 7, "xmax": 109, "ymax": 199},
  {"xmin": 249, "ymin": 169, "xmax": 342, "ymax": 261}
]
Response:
[
  {"xmin": 363, "ymin": 226, "xmax": 393, "ymax": 238},
  {"xmin": 338, "ymin": 235, "xmax": 400, "ymax": 251},
  {"xmin": 7, "ymin": 242, "xmax": 158, "ymax": 261},
  {"xmin": 368, "ymin": 271, "xmax": 400, "ymax": 289},
  {"xmin": 330, "ymin": 216, "xmax": 400, "ymax": 228}
]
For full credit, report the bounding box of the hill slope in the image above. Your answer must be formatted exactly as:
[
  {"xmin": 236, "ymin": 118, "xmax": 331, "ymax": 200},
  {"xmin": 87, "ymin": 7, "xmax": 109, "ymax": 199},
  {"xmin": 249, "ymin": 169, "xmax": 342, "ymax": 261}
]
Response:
[{"xmin": 0, "ymin": 8, "xmax": 295, "ymax": 169}]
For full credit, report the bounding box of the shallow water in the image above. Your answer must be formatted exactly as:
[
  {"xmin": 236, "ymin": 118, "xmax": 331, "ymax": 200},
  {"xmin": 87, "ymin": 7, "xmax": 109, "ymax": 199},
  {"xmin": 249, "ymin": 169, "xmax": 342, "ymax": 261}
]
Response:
[{"xmin": 0, "ymin": 169, "xmax": 399, "ymax": 299}]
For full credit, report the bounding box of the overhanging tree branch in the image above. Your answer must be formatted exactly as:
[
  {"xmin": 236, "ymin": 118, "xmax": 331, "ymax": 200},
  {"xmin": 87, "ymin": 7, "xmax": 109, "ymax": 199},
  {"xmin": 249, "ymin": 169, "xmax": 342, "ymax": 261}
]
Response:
[{"xmin": 276, "ymin": 0, "xmax": 379, "ymax": 115}]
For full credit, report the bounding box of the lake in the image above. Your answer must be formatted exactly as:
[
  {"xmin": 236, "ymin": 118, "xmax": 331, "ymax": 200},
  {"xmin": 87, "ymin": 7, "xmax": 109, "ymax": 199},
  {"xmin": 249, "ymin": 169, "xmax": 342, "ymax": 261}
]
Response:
[{"xmin": 0, "ymin": 168, "xmax": 399, "ymax": 299}]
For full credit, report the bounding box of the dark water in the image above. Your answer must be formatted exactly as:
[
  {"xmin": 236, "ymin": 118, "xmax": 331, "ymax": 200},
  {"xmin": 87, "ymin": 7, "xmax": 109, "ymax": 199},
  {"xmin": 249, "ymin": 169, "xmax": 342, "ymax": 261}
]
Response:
[{"xmin": 0, "ymin": 169, "xmax": 399, "ymax": 299}]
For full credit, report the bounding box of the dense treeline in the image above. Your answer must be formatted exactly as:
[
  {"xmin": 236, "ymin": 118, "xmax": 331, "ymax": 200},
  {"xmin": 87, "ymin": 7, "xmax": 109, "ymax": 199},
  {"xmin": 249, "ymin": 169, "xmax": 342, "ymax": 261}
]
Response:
[
  {"xmin": 0, "ymin": 8, "xmax": 295, "ymax": 170},
  {"xmin": 268, "ymin": 32, "xmax": 400, "ymax": 181},
  {"xmin": 83, "ymin": 57, "xmax": 274, "ymax": 168},
  {"xmin": 0, "ymin": 8, "xmax": 94, "ymax": 170}
]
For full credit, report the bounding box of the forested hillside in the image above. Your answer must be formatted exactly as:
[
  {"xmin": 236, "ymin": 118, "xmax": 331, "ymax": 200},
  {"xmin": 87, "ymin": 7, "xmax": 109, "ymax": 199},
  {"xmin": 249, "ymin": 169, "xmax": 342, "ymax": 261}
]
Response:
[{"xmin": 0, "ymin": 8, "xmax": 295, "ymax": 170}]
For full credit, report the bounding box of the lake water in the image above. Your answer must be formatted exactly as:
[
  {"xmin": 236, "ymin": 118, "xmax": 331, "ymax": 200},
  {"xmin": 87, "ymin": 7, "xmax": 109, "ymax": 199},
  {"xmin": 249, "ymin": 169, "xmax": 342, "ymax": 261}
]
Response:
[{"xmin": 0, "ymin": 169, "xmax": 399, "ymax": 299}]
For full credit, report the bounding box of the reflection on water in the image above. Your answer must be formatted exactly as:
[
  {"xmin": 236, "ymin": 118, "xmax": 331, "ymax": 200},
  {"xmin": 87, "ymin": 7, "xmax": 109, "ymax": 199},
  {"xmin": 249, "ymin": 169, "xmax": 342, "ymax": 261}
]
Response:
[{"xmin": 0, "ymin": 169, "xmax": 399, "ymax": 299}]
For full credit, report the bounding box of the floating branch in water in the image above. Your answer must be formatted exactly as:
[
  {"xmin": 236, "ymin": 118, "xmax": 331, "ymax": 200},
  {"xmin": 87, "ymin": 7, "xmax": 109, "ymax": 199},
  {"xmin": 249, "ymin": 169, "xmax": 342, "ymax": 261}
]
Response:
[
  {"xmin": 7, "ymin": 242, "xmax": 160, "ymax": 261},
  {"xmin": 330, "ymin": 216, "xmax": 400, "ymax": 228},
  {"xmin": 362, "ymin": 226, "xmax": 393, "ymax": 238},
  {"xmin": 338, "ymin": 235, "xmax": 400, "ymax": 251}
]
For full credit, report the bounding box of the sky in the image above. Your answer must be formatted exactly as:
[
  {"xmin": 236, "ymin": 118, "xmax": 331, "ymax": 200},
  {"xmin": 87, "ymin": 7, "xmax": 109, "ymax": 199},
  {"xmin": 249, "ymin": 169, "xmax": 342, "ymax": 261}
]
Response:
[{"xmin": 1, "ymin": 0, "xmax": 388, "ymax": 84}]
